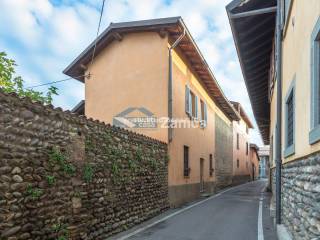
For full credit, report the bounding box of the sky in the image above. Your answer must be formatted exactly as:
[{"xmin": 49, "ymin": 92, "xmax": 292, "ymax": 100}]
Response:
[{"xmin": 0, "ymin": 0, "xmax": 264, "ymax": 146}]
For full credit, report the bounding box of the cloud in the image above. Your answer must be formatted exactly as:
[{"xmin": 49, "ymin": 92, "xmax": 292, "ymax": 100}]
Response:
[{"xmin": 0, "ymin": 0, "xmax": 263, "ymax": 146}]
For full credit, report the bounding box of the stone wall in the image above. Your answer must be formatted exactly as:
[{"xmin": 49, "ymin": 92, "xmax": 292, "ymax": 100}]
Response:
[
  {"xmin": 271, "ymin": 153, "xmax": 320, "ymax": 239},
  {"xmin": 282, "ymin": 154, "xmax": 320, "ymax": 239},
  {"xmin": 0, "ymin": 90, "xmax": 169, "ymax": 239},
  {"xmin": 215, "ymin": 114, "xmax": 233, "ymax": 189}
]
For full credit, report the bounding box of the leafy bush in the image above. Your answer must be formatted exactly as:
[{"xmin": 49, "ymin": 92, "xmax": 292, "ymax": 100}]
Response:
[{"xmin": 0, "ymin": 51, "xmax": 58, "ymax": 104}]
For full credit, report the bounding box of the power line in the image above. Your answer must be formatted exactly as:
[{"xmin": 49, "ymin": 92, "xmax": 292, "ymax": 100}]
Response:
[
  {"xmin": 26, "ymin": 75, "xmax": 88, "ymax": 89},
  {"xmin": 28, "ymin": 0, "xmax": 106, "ymax": 89},
  {"xmin": 90, "ymin": 0, "xmax": 106, "ymax": 67}
]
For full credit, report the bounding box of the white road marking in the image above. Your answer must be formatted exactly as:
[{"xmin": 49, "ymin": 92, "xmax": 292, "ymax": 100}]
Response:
[
  {"xmin": 258, "ymin": 195, "xmax": 264, "ymax": 240},
  {"xmin": 116, "ymin": 181, "xmax": 255, "ymax": 240}
]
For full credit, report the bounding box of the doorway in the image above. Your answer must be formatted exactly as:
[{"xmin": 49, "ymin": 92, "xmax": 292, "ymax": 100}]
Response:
[{"xmin": 200, "ymin": 158, "xmax": 204, "ymax": 192}]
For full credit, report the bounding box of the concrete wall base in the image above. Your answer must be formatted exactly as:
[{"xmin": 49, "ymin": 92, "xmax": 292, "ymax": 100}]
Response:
[
  {"xmin": 168, "ymin": 182, "xmax": 215, "ymax": 208},
  {"xmin": 232, "ymin": 175, "xmax": 251, "ymax": 186}
]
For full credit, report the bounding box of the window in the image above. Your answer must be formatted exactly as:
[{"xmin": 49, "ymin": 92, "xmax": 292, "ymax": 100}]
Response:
[
  {"xmin": 236, "ymin": 133, "xmax": 239, "ymax": 150},
  {"xmin": 209, "ymin": 154, "xmax": 213, "ymax": 176},
  {"xmin": 183, "ymin": 146, "xmax": 190, "ymax": 177},
  {"xmin": 237, "ymin": 159, "xmax": 239, "ymax": 168},
  {"xmin": 284, "ymin": 80, "xmax": 295, "ymax": 157},
  {"xmin": 246, "ymin": 125, "xmax": 249, "ymax": 134},
  {"xmin": 185, "ymin": 85, "xmax": 198, "ymax": 119},
  {"xmin": 200, "ymin": 99, "xmax": 208, "ymax": 128},
  {"xmin": 287, "ymin": 93, "xmax": 294, "ymax": 145},
  {"xmin": 309, "ymin": 17, "xmax": 320, "ymax": 144},
  {"xmin": 246, "ymin": 142, "xmax": 249, "ymax": 155}
]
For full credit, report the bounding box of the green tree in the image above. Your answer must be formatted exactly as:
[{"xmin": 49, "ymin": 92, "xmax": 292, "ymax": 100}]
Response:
[{"xmin": 0, "ymin": 51, "xmax": 58, "ymax": 104}]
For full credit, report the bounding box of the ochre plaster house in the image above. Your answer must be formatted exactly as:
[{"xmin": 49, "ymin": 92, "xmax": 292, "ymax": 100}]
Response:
[
  {"xmin": 64, "ymin": 17, "xmax": 240, "ymax": 207},
  {"xmin": 249, "ymin": 144, "xmax": 259, "ymax": 181},
  {"xmin": 230, "ymin": 101, "xmax": 254, "ymax": 184}
]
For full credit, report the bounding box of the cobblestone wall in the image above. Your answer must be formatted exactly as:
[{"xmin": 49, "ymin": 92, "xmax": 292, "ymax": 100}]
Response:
[
  {"xmin": 271, "ymin": 154, "xmax": 320, "ymax": 239},
  {"xmin": 282, "ymin": 154, "xmax": 320, "ymax": 239},
  {"xmin": 0, "ymin": 90, "xmax": 169, "ymax": 239}
]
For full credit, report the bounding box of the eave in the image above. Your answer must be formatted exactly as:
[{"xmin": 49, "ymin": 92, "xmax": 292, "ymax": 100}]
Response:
[
  {"xmin": 226, "ymin": 0, "xmax": 277, "ymax": 144},
  {"xmin": 63, "ymin": 17, "xmax": 240, "ymax": 121}
]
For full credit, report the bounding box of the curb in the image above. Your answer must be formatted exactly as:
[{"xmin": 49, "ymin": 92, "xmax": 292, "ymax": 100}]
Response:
[{"xmin": 277, "ymin": 224, "xmax": 293, "ymax": 240}]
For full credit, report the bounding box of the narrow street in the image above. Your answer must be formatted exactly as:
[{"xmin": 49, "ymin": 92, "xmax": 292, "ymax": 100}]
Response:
[{"xmin": 113, "ymin": 180, "xmax": 277, "ymax": 240}]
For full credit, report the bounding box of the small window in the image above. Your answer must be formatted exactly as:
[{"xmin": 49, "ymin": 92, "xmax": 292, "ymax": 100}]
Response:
[
  {"xmin": 183, "ymin": 146, "xmax": 190, "ymax": 177},
  {"xmin": 237, "ymin": 159, "xmax": 239, "ymax": 168},
  {"xmin": 237, "ymin": 133, "xmax": 239, "ymax": 150},
  {"xmin": 185, "ymin": 85, "xmax": 198, "ymax": 119},
  {"xmin": 310, "ymin": 17, "xmax": 320, "ymax": 144},
  {"xmin": 246, "ymin": 142, "xmax": 249, "ymax": 155},
  {"xmin": 286, "ymin": 93, "xmax": 294, "ymax": 146},
  {"xmin": 209, "ymin": 154, "xmax": 213, "ymax": 176},
  {"xmin": 284, "ymin": 80, "xmax": 295, "ymax": 157},
  {"xmin": 246, "ymin": 125, "xmax": 249, "ymax": 134}
]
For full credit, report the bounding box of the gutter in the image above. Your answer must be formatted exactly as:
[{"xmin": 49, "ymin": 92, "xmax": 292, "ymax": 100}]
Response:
[
  {"xmin": 168, "ymin": 28, "xmax": 186, "ymax": 142},
  {"xmin": 275, "ymin": 0, "xmax": 283, "ymax": 225}
]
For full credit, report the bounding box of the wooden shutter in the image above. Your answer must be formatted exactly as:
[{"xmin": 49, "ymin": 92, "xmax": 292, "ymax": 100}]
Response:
[
  {"xmin": 204, "ymin": 102, "xmax": 207, "ymax": 127},
  {"xmin": 185, "ymin": 85, "xmax": 190, "ymax": 116},
  {"xmin": 195, "ymin": 95, "xmax": 198, "ymax": 119}
]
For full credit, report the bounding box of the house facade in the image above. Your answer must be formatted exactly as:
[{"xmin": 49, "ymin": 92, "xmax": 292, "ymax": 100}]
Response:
[
  {"xmin": 258, "ymin": 146, "xmax": 270, "ymax": 179},
  {"xmin": 64, "ymin": 17, "xmax": 240, "ymax": 207},
  {"xmin": 249, "ymin": 144, "xmax": 259, "ymax": 181},
  {"xmin": 227, "ymin": 0, "xmax": 320, "ymax": 238},
  {"xmin": 231, "ymin": 101, "xmax": 253, "ymax": 184}
]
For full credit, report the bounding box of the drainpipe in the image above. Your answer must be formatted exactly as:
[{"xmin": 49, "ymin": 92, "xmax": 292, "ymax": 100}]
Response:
[
  {"xmin": 275, "ymin": 0, "xmax": 283, "ymax": 225},
  {"xmin": 168, "ymin": 28, "xmax": 186, "ymax": 142}
]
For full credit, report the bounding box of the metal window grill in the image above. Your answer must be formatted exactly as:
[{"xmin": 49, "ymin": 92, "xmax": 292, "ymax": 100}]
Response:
[
  {"xmin": 183, "ymin": 146, "xmax": 189, "ymax": 177},
  {"xmin": 287, "ymin": 93, "xmax": 294, "ymax": 146}
]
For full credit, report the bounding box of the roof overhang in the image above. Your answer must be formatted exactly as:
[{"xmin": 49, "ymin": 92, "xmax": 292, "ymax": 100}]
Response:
[
  {"xmin": 71, "ymin": 100, "xmax": 85, "ymax": 115},
  {"xmin": 64, "ymin": 17, "xmax": 240, "ymax": 121},
  {"xmin": 226, "ymin": 0, "xmax": 277, "ymax": 144},
  {"xmin": 230, "ymin": 101, "xmax": 254, "ymax": 128}
]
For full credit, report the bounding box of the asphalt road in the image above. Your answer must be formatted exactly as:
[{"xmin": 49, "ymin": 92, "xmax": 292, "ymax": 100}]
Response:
[{"xmin": 112, "ymin": 180, "xmax": 277, "ymax": 240}]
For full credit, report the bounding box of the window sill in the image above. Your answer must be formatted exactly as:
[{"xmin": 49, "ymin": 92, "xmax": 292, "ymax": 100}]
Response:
[
  {"xmin": 309, "ymin": 125, "xmax": 320, "ymax": 145},
  {"xmin": 283, "ymin": 144, "xmax": 295, "ymax": 158}
]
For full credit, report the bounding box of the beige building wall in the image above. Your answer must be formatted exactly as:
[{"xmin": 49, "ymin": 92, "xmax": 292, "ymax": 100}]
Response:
[
  {"xmin": 232, "ymin": 119, "xmax": 250, "ymax": 178},
  {"xmin": 249, "ymin": 148, "xmax": 259, "ymax": 180},
  {"xmin": 270, "ymin": 0, "xmax": 320, "ymax": 164},
  {"xmin": 168, "ymin": 48, "xmax": 232, "ymax": 206},
  {"xmin": 83, "ymin": 31, "xmax": 233, "ymax": 206},
  {"xmin": 85, "ymin": 32, "xmax": 169, "ymax": 143}
]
